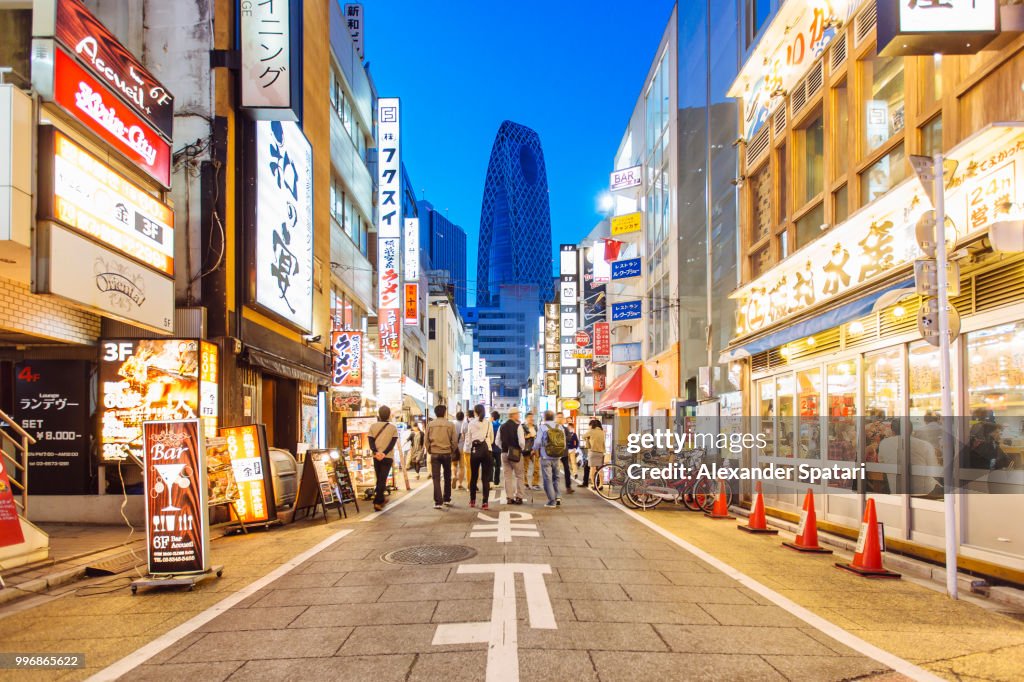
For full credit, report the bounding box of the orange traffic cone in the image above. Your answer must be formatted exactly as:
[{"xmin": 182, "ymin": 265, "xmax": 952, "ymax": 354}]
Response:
[
  {"xmin": 738, "ymin": 481, "xmax": 778, "ymax": 534},
  {"xmin": 836, "ymin": 499, "xmax": 901, "ymax": 578},
  {"xmin": 782, "ymin": 489, "xmax": 833, "ymax": 553},
  {"xmin": 704, "ymin": 479, "xmax": 735, "ymax": 519}
]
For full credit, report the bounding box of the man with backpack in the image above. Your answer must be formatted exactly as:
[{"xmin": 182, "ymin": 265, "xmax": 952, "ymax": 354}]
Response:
[
  {"xmin": 535, "ymin": 410, "xmax": 566, "ymax": 508},
  {"xmin": 496, "ymin": 407, "xmax": 527, "ymax": 505},
  {"xmin": 367, "ymin": 405, "xmax": 402, "ymax": 512}
]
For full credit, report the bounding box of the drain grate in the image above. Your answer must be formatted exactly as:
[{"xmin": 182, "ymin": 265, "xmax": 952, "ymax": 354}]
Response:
[
  {"xmin": 85, "ymin": 552, "xmax": 144, "ymax": 577},
  {"xmin": 381, "ymin": 545, "xmax": 477, "ymax": 565}
]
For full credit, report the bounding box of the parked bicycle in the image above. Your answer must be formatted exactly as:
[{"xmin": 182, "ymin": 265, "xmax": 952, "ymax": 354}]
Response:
[{"xmin": 622, "ymin": 449, "xmax": 732, "ymax": 512}]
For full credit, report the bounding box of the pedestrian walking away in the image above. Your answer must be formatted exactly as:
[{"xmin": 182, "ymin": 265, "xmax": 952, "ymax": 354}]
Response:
[
  {"xmin": 463, "ymin": 403, "xmax": 495, "ymax": 509},
  {"xmin": 536, "ymin": 410, "xmax": 565, "ymax": 507},
  {"xmin": 367, "ymin": 405, "xmax": 401, "ymax": 511},
  {"xmin": 425, "ymin": 405, "xmax": 459, "ymax": 509},
  {"xmin": 523, "ymin": 412, "xmax": 540, "ymax": 490},
  {"xmin": 582, "ymin": 419, "xmax": 606, "ymax": 488},
  {"xmin": 490, "ymin": 410, "xmax": 502, "ymax": 488},
  {"xmin": 556, "ymin": 413, "xmax": 575, "ymax": 494},
  {"xmin": 453, "ymin": 410, "xmax": 468, "ymax": 489},
  {"xmin": 497, "ymin": 406, "xmax": 528, "ymax": 504},
  {"xmin": 566, "ymin": 421, "xmax": 581, "ymax": 488},
  {"xmin": 405, "ymin": 421, "xmax": 425, "ymax": 479}
]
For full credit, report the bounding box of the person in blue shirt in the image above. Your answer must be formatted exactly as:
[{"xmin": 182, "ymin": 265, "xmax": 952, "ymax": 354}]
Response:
[{"xmin": 534, "ymin": 410, "xmax": 567, "ymax": 508}]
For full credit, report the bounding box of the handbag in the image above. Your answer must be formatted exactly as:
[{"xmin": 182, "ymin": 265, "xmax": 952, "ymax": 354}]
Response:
[{"xmin": 507, "ymin": 447, "xmax": 522, "ymax": 463}]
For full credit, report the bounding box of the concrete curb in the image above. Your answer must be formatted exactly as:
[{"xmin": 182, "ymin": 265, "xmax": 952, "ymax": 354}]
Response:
[
  {"xmin": 0, "ymin": 565, "xmax": 86, "ymax": 606},
  {"xmin": 731, "ymin": 506, "xmax": 1024, "ymax": 610}
]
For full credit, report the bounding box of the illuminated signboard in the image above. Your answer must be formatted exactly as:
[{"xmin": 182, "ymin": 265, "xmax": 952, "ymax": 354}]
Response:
[
  {"xmin": 610, "ymin": 165, "xmax": 642, "ymax": 191},
  {"xmin": 253, "ymin": 120, "xmax": 314, "ymax": 331},
  {"xmin": 594, "ymin": 322, "xmax": 611, "ymax": 361},
  {"xmin": 404, "ymin": 217, "xmax": 419, "ymax": 281},
  {"xmin": 878, "ymin": 0, "xmax": 999, "ymax": 56},
  {"xmin": 38, "ymin": 129, "xmax": 174, "ymax": 275},
  {"xmin": 377, "ymin": 97, "xmax": 402, "ymax": 364},
  {"xmin": 404, "ymin": 283, "xmax": 419, "ymax": 325},
  {"xmin": 99, "ymin": 339, "xmax": 220, "ymax": 461},
  {"xmin": 612, "ymin": 257, "xmax": 642, "ymax": 280},
  {"xmin": 331, "ymin": 330, "xmax": 364, "ymax": 388},
  {"xmin": 610, "ymin": 212, "xmax": 642, "ymax": 236},
  {"xmin": 37, "ymin": 0, "xmax": 175, "ymax": 140},
  {"xmin": 220, "ymin": 424, "xmax": 276, "ymax": 525},
  {"xmin": 143, "ymin": 420, "xmax": 210, "ymax": 575},
  {"xmin": 611, "ymin": 301, "xmax": 642, "ymax": 321},
  {"xmin": 48, "ymin": 47, "xmax": 171, "ymax": 187},
  {"xmin": 239, "ymin": 0, "xmax": 301, "ymax": 119}
]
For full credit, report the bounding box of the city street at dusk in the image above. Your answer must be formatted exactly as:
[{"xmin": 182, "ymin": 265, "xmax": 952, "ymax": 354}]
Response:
[{"xmin": 1, "ymin": 0, "xmax": 1024, "ymax": 680}]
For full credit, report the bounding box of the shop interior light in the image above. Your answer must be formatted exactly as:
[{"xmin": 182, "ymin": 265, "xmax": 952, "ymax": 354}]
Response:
[
  {"xmin": 780, "ymin": 346, "xmax": 792, "ymax": 358},
  {"xmin": 806, "ymin": 336, "xmax": 816, "ymax": 347},
  {"xmin": 329, "ymin": 450, "xmax": 340, "ymax": 460},
  {"xmin": 892, "ymin": 305, "xmax": 906, "ymax": 319},
  {"xmin": 848, "ymin": 321, "xmax": 865, "ymax": 335}
]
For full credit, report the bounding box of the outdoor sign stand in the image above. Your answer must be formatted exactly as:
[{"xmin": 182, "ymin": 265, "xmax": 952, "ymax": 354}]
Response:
[
  {"xmin": 293, "ymin": 449, "xmax": 360, "ymax": 521},
  {"xmin": 218, "ymin": 425, "xmax": 281, "ymax": 535},
  {"xmin": 206, "ymin": 436, "xmax": 249, "ymax": 535},
  {"xmin": 132, "ymin": 419, "xmax": 223, "ymax": 595}
]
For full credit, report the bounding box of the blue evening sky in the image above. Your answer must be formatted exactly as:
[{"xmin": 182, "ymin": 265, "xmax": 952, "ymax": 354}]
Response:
[{"xmin": 364, "ymin": 0, "xmax": 675, "ymax": 305}]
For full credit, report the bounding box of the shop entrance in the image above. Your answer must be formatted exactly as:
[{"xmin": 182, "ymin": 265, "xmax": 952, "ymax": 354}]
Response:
[{"xmin": 260, "ymin": 375, "xmax": 299, "ymax": 453}]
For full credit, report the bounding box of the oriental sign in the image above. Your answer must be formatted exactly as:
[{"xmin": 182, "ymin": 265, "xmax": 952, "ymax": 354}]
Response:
[{"xmin": 732, "ymin": 124, "xmax": 1024, "ymax": 339}]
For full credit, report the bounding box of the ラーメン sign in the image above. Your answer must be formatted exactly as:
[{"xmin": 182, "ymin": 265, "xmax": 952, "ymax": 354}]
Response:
[
  {"xmin": 38, "ymin": 129, "xmax": 174, "ymax": 276},
  {"xmin": 220, "ymin": 424, "xmax": 276, "ymax": 525},
  {"xmin": 143, "ymin": 419, "xmax": 210, "ymax": 575},
  {"xmin": 46, "ymin": 46, "xmax": 172, "ymax": 186},
  {"xmin": 253, "ymin": 120, "xmax": 313, "ymax": 331},
  {"xmin": 331, "ymin": 330, "xmax": 364, "ymax": 388}
]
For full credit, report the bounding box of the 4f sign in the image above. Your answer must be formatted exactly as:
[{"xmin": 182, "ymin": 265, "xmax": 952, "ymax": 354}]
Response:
[{"xmin": 610, "ymin": 165, "xmax": 641, "ymax": 192}]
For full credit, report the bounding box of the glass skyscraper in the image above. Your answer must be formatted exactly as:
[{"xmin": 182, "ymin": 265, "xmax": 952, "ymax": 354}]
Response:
[
  {"xmin": 476, "ymin": 121, "xmax": 553, "ymax": 308},
  {"xmin": 417, "ymin": 200, "xmax": 468, "ymax": 314}
]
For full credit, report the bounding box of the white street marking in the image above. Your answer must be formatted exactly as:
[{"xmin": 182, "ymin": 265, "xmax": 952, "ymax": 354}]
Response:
[
  {"xmin": 432, "ymin": 563, "xmax": 555, "ymax": 682},
  {"xmin": 470, "ymin": 511, "xmax": 539, "ymax": 543}
]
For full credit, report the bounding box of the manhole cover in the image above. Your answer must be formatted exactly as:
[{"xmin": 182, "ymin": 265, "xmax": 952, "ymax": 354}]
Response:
[{"xmin": 381, "ymin": 545, "xmax": 477, "ymax": 565}]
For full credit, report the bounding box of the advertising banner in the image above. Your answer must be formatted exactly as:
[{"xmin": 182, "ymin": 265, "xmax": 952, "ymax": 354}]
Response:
[
  {"xmin": 593, "ymin": 365, "xmax": 607, "ymax": 392},
  {"xmin": 594, "ymin": 322, "xmax": 611, "ymax": 361},
  {"xmin": 46, "ymin": 0, "xmax": 174, "ymax": 140},
  {"xmin": 0, "ymin": 458, "xmax": 25, "ymax": 548},
  {"xmin": 253, "ymin": 120, "xmax": 313, "ymax": 331},
  {"xmin": 610, "ymin": 165, "xmax": 641, "ymax": 191},
  {"xmin": 12, "ymin": 360, "xmax": 90, "ymax": 494},
  {"xmin": 544, "ymin": 303, "xmax": 559, "ymax": 370},
  {"xmin": 611, "ymin": 300, "xmax": 643, "ymax": 321},
  {"xmin": 610, "ymin": 212, "xmax": 642, "ymax": 236},
  {"xmin": 239, "ymin": 0, "xmax": 301, "ymax": 118},
  {"xmin": 582, "ymin": 248, "xmax": 607, "ymax": 329},
  {"xmin": 38, "ymin": 129, "xmax": 175, "ymax": 276},
  {"xmin": 404, "ymin": 217, "xmax": 419, "ymax": 281},
  {"xmin": 99, "ymin": 339, "xmax": 219, "ymax": 461},
  {"xmin": 50, "ymin": 46, "xmax": 171, "ymax": 187},
  {"xmin": 199, "ymin": 342, "xmax": 219, "ymax": 440},
  {"xmin": 404, "ymin": 283, "xmax": 419, "ymax": 325},
  {"xmin": 343, "ymin": 4, "xmax": 365, "ymax": 59},
  {"xmin": 331, "ymin": 330, "xmax": 364, "ymax": 388},
  {"xmin": 220, "ymin": 424, "xmax": 276, "ymax": 525},
  {"xmin": 143, "ymin": 419, "xmax": 209, "ymax": 575},
  {"xmin": 377, "ymin": 100, "xmax": 402, "ymax": 372},
  {"xmin": 612, "ymin": 257, "xmax": 642, "ymax": 280}
]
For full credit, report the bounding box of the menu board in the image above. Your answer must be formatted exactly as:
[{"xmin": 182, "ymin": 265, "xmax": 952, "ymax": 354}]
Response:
[
  {"xmin": 205, "ymin": 436, "xmax": 238, "ymax": 506},
  {"xmin": 219, "ymin": 424, "xmax": 276, "ymax": 524},
  {"xmin": 12, "ymin": 360, "xmax": 90, "ymax": 494},
  {"xmin": 143, "ymin": 420, "xmax": 209, "ymax": 575},
  {"xmin": 100, "ymin": 339, "xmax": 219, "ymax": 461}
]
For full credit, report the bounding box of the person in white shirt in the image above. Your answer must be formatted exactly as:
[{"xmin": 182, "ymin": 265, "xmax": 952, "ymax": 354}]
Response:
[{"xmin": 461, "ymin": 404, "xmax": 495, "ymax": 509}]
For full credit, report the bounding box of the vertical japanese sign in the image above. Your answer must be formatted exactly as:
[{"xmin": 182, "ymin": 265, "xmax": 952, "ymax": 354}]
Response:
[
  {"xmin": 594, "ymin": 322, "xmax": 611, "ymax": 362},
  {"xmin": 199, "ymin": 342, "xmax": 219, "ymax": 440},
  {"xmin": 544, "ymin": 303, "xmax": 560, "ymax": 370},
  {"xmin": 343, "ymin": 4, "xmax": 365, "ymax": 60},
  {"xmin": 331, "ymin": 330, "xmax": 364, "ymax": 388},
  {"xmin": 220, "ymin": 424, "xmax": 276, "ymax": 525},
  {"xmin": 254, "ymin": 120, "xmax": 313, "ymax": 331},
  {"xmin": 143, "ymin": 420, "xmax": 209, "ymax": 575},
  {"xmin": 239, "ymin": 0, "xmax": 301, "ymax": 118},
  {"xmin": 404, "ymin": 217, "xmax": 420, "ymax": 281},
  {"xmin": 13, "ymin": 360, "xmax": 90, "ymax": 494},
  {"xmin": 404, "ymin": 283, "xmax": 419, "ymax": 325},
  {"xmin": 377, "ymin": 97, "xmax": 402, "ymax": 364},
  {"xmin": 559, "ymin": 244, "xmax": 579, "ymax": 399}
]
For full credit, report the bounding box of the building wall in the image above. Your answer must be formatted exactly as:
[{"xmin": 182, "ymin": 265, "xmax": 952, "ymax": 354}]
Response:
[{"xmin": 0, "ymin": 277, "xmax": 100, "ymax": 345}]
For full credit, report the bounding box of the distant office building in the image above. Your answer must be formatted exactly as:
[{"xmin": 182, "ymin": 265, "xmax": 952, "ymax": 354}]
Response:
[
  {"xmin": 465, "ymin": 284, "xmax": 540, "ymax": 399},
  {"xmin": 417, "ymin": 200, "xmax": 467, "ymax": 313},
  {"xmin": 476, "ymin": 121, "xmax": 553, "ymax": 308}
]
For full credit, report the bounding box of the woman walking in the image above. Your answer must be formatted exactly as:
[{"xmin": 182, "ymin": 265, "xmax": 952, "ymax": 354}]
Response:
[
  {"xmin": 462, "ymin": 404, "xmax": 495, "ymax": 509},
  {"xmin": 406, "ymin": 422, "xmax": 425, "ymax": 478},
  {"xmin": 582, "ymin": 419, "xmax": 606, "ymax": 489}
]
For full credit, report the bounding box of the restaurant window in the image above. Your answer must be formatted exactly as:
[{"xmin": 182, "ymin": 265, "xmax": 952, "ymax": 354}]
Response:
[
  {"xmin": 796, "ymin": 202, "xmax": 825, "ymax": 249},
  {"xmin": 428, "ymin": 317, "xmax": 436, "ymax": 340},
  {"xmin": 751, "ymin": 164, "xmax": 772, "ymax": 242},
  {"xmin": 860, "ymin": 143, "xmax": 907, "ymax": 206},
  {"xmin": 908, "ymin": 341, "xmax": 946, "ymax": 497},
  {"xmin": 920, "ymin": 54, "xmax": 943, "ymax": 106},
  {"xmin": 776, "ymin": 373, "xmax": 795, "ymax": 458},
  {"xmin": 779, "ymin": 230, "xmax": 789, "ymax": 260},
  {"xmin": 798, "ymin": 113, "xmax": 824, "ymax": 206},
  {"xmin": 966, "ymin": 321, "xmax": 1024, "ymax": 472},
  {"xmin": 777, "ymin": 143, "xmax": 788, "ymax": 224},
  {"xmin": 797, "ymin": 368, "xmax": 822, "ymax": 460},
  {"xmin": 861, "ymin": 53, "xmax": 905, "ymax": 155},
  {"xmin": 920, "ymin": 115, "xmax": 942, "ymax": 159},
  {"xmin": 746, "ymin": 0, "xmax": 772, "ymax": 46},
  {"xmin": 864, "ymin": 347, "xmax": 903, "ymax": 494},
  {"xmin": 833, "ymin": 81, "xmax": 849, "ymax": 174},
  {"xmin": 757, "ymin": 379, "xmax": 776, "ymax": 458},
  {"xmin": 751, "ymin": 244, "xmax": 771, "ymax": 279},
  {"xmin": 826, "ymin": 361, "xmax": 858, "ymax": 464},
  {"xmin": 428, "ymin": 369, "xmax": 435, "ymax": 389},
  {"xmin": 833, "ymin": 184, "xmax": 849, "ymax": 225}
]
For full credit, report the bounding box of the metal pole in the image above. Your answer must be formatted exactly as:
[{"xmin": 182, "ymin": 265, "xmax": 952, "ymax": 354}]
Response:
[{"xmin": 933, "ymin": 153, "xmax": 958, "ymax": 600}]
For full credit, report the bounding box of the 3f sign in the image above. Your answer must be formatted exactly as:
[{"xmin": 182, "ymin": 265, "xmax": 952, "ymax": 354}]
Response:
[{"xmin": 102, "ymin": 342, "xmax": 134, "ymax": 362}]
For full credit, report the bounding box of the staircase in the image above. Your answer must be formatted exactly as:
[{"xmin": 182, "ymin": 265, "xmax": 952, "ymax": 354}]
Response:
[{"xmin": 0, "ymin": 409, "xmax": 49, "ymax": 573}]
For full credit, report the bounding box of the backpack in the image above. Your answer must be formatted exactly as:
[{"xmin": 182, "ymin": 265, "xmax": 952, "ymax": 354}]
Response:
[{"xmin": 546, "ymin": 425, "xmax": 566, "ymax": 457}]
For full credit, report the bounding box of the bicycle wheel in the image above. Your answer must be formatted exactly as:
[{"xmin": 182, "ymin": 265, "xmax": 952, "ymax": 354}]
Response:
[
  {"xmin": 691, "ymin": 477, "xmax": 718, "ymax": 512},
  {"xmin": 624, "ymin": 478, "xmax": 663, "ymax": 510},
  {"xmin": 680, "ymin": 479, "xmax": 703, "ymax": 512},
  {"xmin": 593, "ymin": 464, "xmax": 627, "ymax": 501}
]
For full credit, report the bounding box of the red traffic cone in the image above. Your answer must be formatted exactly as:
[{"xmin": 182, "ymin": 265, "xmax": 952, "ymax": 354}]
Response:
[
  {"xmin": 782, "ymin": 489, "xmax": 833, "ymax": 553},
  {"xmin": 704, "ymin": 479, "xmax": 735, "ymax": 519},
  {"xmin": 836, "ymin": 499, "xmax": 901, "ymax": 578},
  {"xmin": 738, "ymin": 481, "xmax": 778, "ymax": 534}
]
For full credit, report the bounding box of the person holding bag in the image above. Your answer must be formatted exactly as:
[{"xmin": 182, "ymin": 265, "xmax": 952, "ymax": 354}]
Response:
[
  {"xmin": 367, "ymin": 405, "xmax": 401, "ymax": 512},
  {"xmin": 497, "ymin": 407, "xmax": 527, "ymax": 505},
  {"xmin": 462, "ymin": 403, "xmax": 495, "ymax": 509}
]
